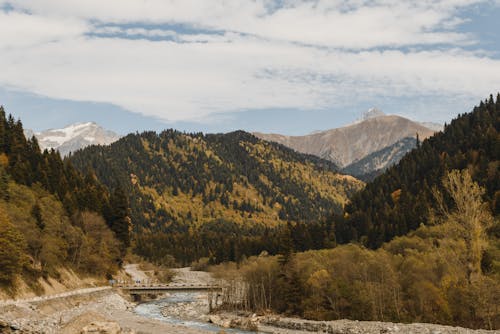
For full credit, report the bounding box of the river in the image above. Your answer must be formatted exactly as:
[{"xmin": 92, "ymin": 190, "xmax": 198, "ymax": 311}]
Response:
[{"xmin": 134, "ymin": 292, "xmax": 261, "ymax": 333}]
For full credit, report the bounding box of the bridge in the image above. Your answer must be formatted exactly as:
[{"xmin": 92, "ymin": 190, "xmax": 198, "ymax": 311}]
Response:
[{"xmin": 115, "ymin": 283, "xmax": 222, "ymax": 300}]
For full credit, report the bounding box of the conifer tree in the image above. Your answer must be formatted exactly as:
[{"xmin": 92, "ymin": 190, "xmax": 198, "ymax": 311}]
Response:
[
  {"xmin": 31, "ymin": 203, "xmax": 44, "ymax": 230},
  {"xmin": 108, "ymin": 187, "xmax": 132, "ymax": 251}
]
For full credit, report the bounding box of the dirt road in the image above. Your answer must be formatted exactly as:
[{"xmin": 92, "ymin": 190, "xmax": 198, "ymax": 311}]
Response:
[
  {"xmin": 170, "ymin": 267, "xmax": 214, "ymax": 285},
  {"xmin": 123, "ymin": 264, "xmax": 149, "ymax": 281}
]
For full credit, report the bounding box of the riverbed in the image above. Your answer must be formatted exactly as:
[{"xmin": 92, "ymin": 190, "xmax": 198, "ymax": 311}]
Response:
[{"xmin": 135, "ymin": 292, "xmax": 261, "ymax": 333}]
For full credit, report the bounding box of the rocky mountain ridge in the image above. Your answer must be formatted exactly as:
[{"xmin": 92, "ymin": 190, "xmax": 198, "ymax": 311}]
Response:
[{"xmin": 254, "ymin": 111, "xmax": 437, "ymax": 169}]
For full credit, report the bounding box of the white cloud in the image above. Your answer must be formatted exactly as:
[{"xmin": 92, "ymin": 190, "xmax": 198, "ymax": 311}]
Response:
[
  {"xmin": 0, "ymin": 0, "xmax": 499, "ymax": 123},
  {"xmin": 4, "ymin": 0, "xmax": 484, "ymax": 48},
  {"xmin": 0, "ymin": 11, "xmax": 86, "ymax": 49}
]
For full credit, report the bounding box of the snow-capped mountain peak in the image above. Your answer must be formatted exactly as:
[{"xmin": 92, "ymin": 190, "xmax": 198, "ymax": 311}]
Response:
[{"xmin": 26, "ymin": 122, "xmax": 121, "ymax": 156}]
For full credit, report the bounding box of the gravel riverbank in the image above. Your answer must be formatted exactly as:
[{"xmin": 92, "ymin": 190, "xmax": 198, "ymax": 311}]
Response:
[
  {"xmin": 0, "ymin": 288, "xmax": 209, "ymax": 334},
  {"xmin": 209, "ymin": 312, "xmax": 500, "ymax": 334}
]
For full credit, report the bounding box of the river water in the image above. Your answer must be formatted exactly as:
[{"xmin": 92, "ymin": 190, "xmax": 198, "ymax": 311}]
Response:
[{"xmin": 134, "ymin": 292, "xmax": 259, "ymax": 333}]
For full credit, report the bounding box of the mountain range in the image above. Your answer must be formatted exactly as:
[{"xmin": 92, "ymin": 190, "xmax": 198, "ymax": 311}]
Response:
[
  {"xmin": 24, "ymin": 110, "xmax": 441, "ymax": 178},
  {"xmin": 23, "ymin": 108, "xmax": 443, "ymax": 183}
]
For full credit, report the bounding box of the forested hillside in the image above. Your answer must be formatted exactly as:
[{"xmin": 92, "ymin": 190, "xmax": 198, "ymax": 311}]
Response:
[
  {"xmin": 70, "ymin": 130, "xmax": 363, "ymax": 264},
  {"xmin": 217, "ymin": 170, "xmax": 500, "ymax": 329},
  {"xmin": 336, "ymin": 95, "xmax": 500, "ymax": 248},
  {"xmin": 0, "ymin": 107, "xmax": 129, "ymax": 293}
]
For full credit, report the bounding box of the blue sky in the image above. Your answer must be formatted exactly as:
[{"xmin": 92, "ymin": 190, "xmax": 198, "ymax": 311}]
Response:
[{"xmin": 0, "ymin": 0, "xmax": 499, "ymax": 135}]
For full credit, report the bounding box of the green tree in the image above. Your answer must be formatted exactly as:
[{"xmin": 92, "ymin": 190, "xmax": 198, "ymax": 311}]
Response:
[
  {"xmin": 31, "ymin": 203, "xmax": 44, "ymax": 230},
  {"xmin": 108, "ymin": 187, "xmax": 132, "ymax": 251}
]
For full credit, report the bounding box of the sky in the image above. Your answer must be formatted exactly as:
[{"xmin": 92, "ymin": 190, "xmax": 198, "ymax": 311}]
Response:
[{"xmin": 0, "ymin": 0, "xmax": 499, "ymax": 135}]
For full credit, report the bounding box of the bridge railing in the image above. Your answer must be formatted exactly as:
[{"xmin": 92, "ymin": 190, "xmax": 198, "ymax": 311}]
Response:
[{"xmin": 114, "ymin": 282, "xmax": 222, "ymax": 289}]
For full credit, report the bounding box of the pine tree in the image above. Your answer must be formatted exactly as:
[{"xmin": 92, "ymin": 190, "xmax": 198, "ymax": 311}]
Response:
[
  {"xmin": 31, "ymin": 203, "xmax": 44, "ymax": 230},
  {"xmin": 0, "ymin": 166, "xmax": 9, "ymax": 201},
  {"xmin": 108, "ymin": 187, "xmax": 132, "ymax": 251}
]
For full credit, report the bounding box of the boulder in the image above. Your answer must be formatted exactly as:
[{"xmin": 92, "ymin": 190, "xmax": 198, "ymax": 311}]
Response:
[{"xmin": 208, "ymin": 315, "xmax": 221, "ymax": 324}]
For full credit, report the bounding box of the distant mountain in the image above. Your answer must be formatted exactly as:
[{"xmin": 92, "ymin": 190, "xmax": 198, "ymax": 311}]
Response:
[
  {"xmin": 25, "ymin": 122, "xmax": 121, "ymax": 156},
  {"xmin": 254, "ymin": 110, "xmax": 436, "ymax": 169},
  {"xmin": 69, "ymin": 130, "xmax": 364, "ymax": 264},
  {"xmin": 342, "ymin": 137, "xmax": 417, "ymax": 181}
]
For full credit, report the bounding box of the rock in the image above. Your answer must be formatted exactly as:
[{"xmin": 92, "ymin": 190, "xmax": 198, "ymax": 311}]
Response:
[
  {"xmin": 209, "ymin": 316, "xmax": 230, "ymax": 328},
  {"xmin": 221, "ymin": 320, "xmax": 231, "ymax": 328},
  {"xmin": 209, "ymin": 315, "xmax": 221, "ymax": 324},
  {"xmin": 0, "ymin": 320, "xmax": 12, "ymax": 333},
  {"xmin": 236, "ymin": 318, "xmax": 259, "ymax": 331},
  {"xmin": 80, "ymin": 321, "xmax": 121, "ymax": 334}
]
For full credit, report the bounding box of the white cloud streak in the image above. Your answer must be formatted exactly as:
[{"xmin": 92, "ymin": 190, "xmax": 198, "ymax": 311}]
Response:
[
  {"xmin": 0, "ymin": 0, "xmax": 499, "ymax": 122},
  {"xmin": 4, "ymin": 0, "xmax": 483, "ymax": 48}
]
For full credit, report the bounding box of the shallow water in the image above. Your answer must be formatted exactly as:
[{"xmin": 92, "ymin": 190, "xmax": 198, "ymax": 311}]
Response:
[{"xmin": 134, "ymin": 292, "xmax": 259, "ymax": 333}]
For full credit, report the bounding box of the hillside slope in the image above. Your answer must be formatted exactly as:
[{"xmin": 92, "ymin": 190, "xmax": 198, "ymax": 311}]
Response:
[
  {"xmin": 70, "ymin": 130, "xmax": 363, "ymax": 264},
  {"xmin": 0, "ymin": 107, "xmax": 127, "ymax": 295},
  {"xmin": 342, "ymin": 137, "xmax": 418, "ymax": 181}
]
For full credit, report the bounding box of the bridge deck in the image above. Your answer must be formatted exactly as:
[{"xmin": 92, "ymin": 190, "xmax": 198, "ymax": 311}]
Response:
[{"xmin": 117, "ymin": 284, "xmax": 222, "ymax": 293}]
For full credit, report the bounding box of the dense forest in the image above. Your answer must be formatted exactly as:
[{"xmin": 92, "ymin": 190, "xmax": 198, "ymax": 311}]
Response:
[
  {"xmin": 0, "ymin": 107, "xmax": 130, "ymax": 292},
  {"xmin": 336, "ymin": 94, "xmax": 500, "ymax": 248},
  {"xmin": 70, "ymin": 130, "xmax": 363, "ymax": 265}
]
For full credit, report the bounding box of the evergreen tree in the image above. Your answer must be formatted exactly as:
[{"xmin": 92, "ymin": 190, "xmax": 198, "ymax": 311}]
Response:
[
  {"xmin": 0, "ymin": 166, "xmax": 9, "ymax": 201},
  {"xmin": 31, "ymin": 203, "xmax": 44, "ymax": 230},
  {"xmin": 108, "ymin": 187, "xmax": 132, "ymax": 251}
]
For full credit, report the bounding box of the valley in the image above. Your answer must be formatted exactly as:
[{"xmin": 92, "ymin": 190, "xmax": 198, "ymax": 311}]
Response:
[
  {"xmin": 1, "ymin": 265, "xmax": 495, "ymax": 334},
  {"xmin": 2, "ymin": 1, "xmax": 500, "ymax": 332},
  {"xmin": 0, "ymin": 95, "xmax": 499, "ymax": 332}
]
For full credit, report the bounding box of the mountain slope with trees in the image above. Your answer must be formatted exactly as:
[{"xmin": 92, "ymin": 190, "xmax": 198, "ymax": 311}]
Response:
[
  {"xmin": 216, "ymin": 169, "xmax": 499, "ymax": 329},
  {"xmin": 208, "ymin": 96, "xmax": 500, "ymax": 330},
  {"xmin": 335, "ymin": 94, "xmax": 499, "ymax": 248},
  {"xmin": 70, "ymin": 130, "xmax": 363, "ymax": 264},
  {"xmin": 0, "ymin": 106, "xmax": 129, "ymax": 293}
]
